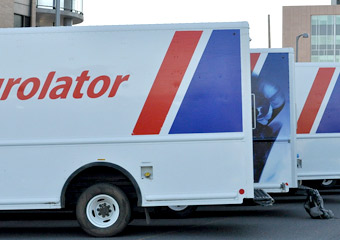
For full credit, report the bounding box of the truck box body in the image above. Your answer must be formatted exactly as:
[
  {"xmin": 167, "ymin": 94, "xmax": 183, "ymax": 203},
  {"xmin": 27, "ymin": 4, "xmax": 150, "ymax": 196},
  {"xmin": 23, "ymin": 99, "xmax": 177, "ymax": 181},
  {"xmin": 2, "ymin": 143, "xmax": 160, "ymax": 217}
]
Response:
[
  {"xmin": 250, "ymin": 48, "xmax": 297, "ymax": 192},
  {"xmin": 296, "ymin": 62, "xmax": 340, "ymax": 181},
  {"xmin": 0, "ymin": 23, "xmax": 253, "ymax": 211}
]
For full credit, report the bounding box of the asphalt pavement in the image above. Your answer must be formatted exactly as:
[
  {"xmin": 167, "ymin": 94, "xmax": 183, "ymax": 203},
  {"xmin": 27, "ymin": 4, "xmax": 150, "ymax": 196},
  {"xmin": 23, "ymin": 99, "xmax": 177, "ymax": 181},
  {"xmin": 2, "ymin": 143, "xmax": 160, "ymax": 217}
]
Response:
[{"xmin": 0, "ymin": 189, "xmax": 339, "ymax": 239}]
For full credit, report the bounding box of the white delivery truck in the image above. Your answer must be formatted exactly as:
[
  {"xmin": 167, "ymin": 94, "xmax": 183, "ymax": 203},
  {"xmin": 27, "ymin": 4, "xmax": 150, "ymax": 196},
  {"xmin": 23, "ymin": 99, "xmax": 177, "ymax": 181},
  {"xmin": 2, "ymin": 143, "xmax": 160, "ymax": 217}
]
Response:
[
  {"xmin": 250, "ymin": 48, "xmax": 297, "ymax": 193},
  {"xmin": 295, "ymin": 62, "xmax": 340, "ymax": 188},
  {"xmin": 0, "ymin": 22, "xmax": 254, "ymax": 237}
]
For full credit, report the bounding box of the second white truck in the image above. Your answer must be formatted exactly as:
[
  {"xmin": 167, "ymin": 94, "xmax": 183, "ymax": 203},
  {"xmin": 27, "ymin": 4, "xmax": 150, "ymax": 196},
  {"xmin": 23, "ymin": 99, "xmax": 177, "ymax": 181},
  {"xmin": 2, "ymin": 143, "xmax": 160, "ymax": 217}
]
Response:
[{"xmin": 295, "ymin": 62, "xmax": 340, "ymax": 188}]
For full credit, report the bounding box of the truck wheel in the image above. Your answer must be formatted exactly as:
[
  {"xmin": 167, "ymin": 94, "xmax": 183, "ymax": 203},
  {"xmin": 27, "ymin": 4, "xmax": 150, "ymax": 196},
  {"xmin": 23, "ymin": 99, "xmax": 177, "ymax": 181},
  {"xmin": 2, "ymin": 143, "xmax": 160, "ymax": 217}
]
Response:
[
  {"xmin": 76, "ymin": 183, "xmax": 131, "ymax": 237},
  {"xmin": 154, "ymin": 205, "xmax": 197, "ymax": 218},
  {"xmin": 167, "ymin": 205, "xmax": 197, "ymax": 218},
  {"xmin": 320, "ymin": 179, "xmax": 337, "ymax": 188}
]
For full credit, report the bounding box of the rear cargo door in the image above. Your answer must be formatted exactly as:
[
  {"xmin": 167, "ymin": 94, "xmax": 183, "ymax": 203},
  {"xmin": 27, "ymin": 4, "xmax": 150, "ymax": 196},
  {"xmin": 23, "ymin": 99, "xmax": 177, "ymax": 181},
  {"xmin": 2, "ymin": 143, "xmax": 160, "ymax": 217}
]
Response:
[{"xmin": 250, "ymin": 50, "xmax": 296, "ymax": 191}]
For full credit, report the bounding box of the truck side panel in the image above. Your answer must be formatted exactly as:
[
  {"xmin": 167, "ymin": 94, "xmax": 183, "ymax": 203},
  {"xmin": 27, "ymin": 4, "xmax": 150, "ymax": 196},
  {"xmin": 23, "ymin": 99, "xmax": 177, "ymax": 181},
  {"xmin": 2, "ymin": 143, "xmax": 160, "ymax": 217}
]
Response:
[
  {"xmin": 296, "ymin": 63, "xmax": 340, "ymax": 180},
  {"xmin": 0, "ymin": 23, "xmax": 253, "ymax": 210}
]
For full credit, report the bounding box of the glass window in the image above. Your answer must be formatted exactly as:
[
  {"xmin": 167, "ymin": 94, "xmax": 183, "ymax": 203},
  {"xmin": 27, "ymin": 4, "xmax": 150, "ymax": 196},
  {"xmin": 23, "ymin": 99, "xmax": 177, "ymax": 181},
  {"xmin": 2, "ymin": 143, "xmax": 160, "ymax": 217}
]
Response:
[
  {"xmin": 14, "ymin": 14, "xmax": 30, "ymax": 28},
  {"xmin": 24, "ymin": 16, "xmax": 30, "ymax": 27},
  {"xmin": 14, "ymin": 14, "xmax": 22, "ymax": 27},
  {"xmin": 319, "ymin": 25, "xmax": 327, "ymax": 35},
  {"xmin": 326, "ymin": 36, "xmax": 334, "ymax": 45},
  {"xmin": 37, "ymin": 0, "xmax": 64, "ymax": 10},
  {"xmin": 318, "ymin": 35, "xmax": 327, "ymax": 45},
  {"xmin": 318, "ymin": 16, "xmax": 328, "ymax": 24},
  {"xmin": 312, "ymin": 25, "xmax": 317, "ymax": 35},
  {"xmin": 311, "ymin": 35, "xmax": 318, "ymax": 45},
  {"xmin": 72, "ymin": 0, "xmax": 83, "ymax": 13},
  {"xmin": 327, "ymin": 15, "xmax": 334, "ymax": 24},
  {"xmin": 311, "ymin": 56, "xmax": 319, "ymax": 62},
  {"xmin": 319, "ymin": 55, "xmax": 328, "ymax": 62},
  {"xmin": 312, "ymin": 17, "xmax": 318, "ymax": 25},
  {"xmin": 311, "ymin": 15, "xmax": 340, "ymax": 62},
  {"xmin": 327, "ymin": 25, "xmax": 334, "ymax": 35},
  {"xmin": 319, "ymin": 44, "xmax": 326, "ymax": 50},
  {"xmin": 36, "ymin": 0, "xmax": 53, "ymax": 9}
]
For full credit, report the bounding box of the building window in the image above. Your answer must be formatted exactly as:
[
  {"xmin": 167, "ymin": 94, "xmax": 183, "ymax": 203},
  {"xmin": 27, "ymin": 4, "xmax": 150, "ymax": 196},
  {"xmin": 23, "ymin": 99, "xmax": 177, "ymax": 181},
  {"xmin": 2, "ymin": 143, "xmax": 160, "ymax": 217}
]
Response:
[
  {"xmin": 311, "ymin": 15, "xmax": 340, "ymax": 62},
  {"xmin": 14, "ymin": 14, "xmax": 31, "ymax": 28}
]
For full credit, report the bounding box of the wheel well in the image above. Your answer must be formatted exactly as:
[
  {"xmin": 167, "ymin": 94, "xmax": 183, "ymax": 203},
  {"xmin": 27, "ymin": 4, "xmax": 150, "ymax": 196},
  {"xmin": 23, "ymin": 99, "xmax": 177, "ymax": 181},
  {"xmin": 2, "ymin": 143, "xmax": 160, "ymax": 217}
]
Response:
[{"xmin": 61, "ymin": 163, "xmax": 141, "ymax": 210}]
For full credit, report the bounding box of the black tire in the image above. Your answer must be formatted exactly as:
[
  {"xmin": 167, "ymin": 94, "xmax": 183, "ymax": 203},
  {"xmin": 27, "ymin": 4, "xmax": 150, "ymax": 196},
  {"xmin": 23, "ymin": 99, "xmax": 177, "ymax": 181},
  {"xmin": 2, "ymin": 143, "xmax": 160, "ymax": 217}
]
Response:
[
  {"xmin": 154, "ymin": 205, "xmax": 197, "ymax": 218},
  {"xmin": 76, "ymin": 183, "xmax": 131, "ymax": 237},
  {"xmin": 167, "ymin": 205, "xmax": 197, "ymax": 218}
]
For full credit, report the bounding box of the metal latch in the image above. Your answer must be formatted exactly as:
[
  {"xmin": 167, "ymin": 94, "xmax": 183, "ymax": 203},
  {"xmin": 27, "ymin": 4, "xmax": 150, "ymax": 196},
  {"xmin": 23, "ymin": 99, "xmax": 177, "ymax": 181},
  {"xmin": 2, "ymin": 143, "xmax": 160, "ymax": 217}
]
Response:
[{"xmin": 297, "ymin": 154, "xmax": 302, "ymax": 168}]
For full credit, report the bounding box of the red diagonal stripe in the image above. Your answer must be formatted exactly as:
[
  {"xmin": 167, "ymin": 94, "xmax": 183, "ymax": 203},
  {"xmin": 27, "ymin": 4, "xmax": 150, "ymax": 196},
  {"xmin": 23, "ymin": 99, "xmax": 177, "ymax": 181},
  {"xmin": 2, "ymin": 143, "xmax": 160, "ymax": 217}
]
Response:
[
  {"xmin": 250, "ymin": 53, "xmax": 260, "ymax": 72},
  {"xmin": 133, "ymin": 31, "xmax": 202, "ymax": 135},
  {"xmin": 297, "ymin": 68, "xmax": 335, "ymax": 134}
]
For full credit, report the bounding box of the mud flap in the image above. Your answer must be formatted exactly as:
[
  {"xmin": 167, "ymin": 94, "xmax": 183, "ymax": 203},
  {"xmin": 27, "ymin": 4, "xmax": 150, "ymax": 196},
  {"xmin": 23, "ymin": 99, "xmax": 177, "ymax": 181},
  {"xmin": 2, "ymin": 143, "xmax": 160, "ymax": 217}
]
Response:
[{"xmin": 301, "ymin": 186, "xmax": 334, "ymax": 219}]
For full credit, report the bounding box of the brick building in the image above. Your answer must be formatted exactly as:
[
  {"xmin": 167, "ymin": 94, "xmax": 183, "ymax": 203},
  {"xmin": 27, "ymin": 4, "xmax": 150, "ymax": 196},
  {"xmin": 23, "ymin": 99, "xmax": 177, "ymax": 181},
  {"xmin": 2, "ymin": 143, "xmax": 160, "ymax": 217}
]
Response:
[
  {"xmin": 0, "ymin": 0, "xmax": 83, "ymax": 28},
  {"xmin": 283, "ymin": 1, "xmax": 340, "ymax": 62}
]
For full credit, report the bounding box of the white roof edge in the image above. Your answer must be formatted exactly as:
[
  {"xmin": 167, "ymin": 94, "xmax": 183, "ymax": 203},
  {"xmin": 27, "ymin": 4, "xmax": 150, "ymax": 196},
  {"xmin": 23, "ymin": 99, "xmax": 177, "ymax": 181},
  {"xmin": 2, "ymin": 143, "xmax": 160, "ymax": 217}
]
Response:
[
  {"xmin": 250, "ymin": 48, "xmax": 294, "ymax": 53},
  {"xmin": 296, "ymin": 62, "xmax": 340, "ymax": 67},
  {"xmin": 0, "ymin": 22, "xmax": 249, "ymax": 35}
]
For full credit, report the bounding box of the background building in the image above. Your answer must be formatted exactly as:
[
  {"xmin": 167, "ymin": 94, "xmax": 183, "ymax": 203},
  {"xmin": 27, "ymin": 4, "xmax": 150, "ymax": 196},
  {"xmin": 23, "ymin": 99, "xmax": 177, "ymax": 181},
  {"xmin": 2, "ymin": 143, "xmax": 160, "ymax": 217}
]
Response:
[
  {"xmin": 283, "ymin": 1, "xmax": 340, "ymax": 62},
  {"xmin": 0, "ymin": 0, "xmax": 83, "ymax": 28}
]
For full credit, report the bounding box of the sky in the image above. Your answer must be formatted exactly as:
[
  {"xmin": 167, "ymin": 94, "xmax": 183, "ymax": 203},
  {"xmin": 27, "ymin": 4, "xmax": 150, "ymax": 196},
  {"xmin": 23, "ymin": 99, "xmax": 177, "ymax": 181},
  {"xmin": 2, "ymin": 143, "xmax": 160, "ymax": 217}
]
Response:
[{"xmin": 79, "ymin": 0, "xmax": 330, "ymax": 48}]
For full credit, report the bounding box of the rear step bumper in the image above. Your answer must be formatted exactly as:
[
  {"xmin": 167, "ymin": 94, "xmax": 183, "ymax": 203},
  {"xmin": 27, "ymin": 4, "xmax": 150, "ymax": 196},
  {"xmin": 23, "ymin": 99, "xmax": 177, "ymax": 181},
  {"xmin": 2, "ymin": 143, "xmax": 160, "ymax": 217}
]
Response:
[{"xmin": 254, "ymin": 189, "xmax": 275, "ymax": 206}]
